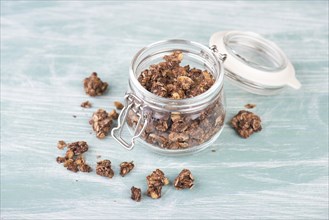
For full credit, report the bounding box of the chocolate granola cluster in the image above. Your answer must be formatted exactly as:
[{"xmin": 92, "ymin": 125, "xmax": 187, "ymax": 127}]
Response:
[
  {"xmin": 174, "ymin": 169, "xmax": 194, "ymax": 190},
  {"xmin": 231, "ymin": 110, "xmax": 262, "ymax": 138},
  {"xmin": 96, "ymin": 160, "xmax": 114, "ymax": 178},
  {"xmin": 130, "ymin": 186, "xmax": 141, "ymax": 202},
  {"xmin": 89, "ymin": 109, "xmax": 113, "ymax": 139},
  {"xmin": 146, "ymin": 169, "xmax": 169, "ymax": 199},
  {"xmin": 89, "ymin": 108, "xmax": 120, "ymax": 138},
  {"xmin": 120, "ymin": 161, "xmax": 135, "ymax": 177},
  {"xmin": 83, "ymin": 72, "xmax": 108, "ymax": 96}
]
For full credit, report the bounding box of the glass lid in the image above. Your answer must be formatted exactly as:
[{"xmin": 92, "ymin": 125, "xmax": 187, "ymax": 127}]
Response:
[{"xmin": 209, "ymin": 31, "xmax": 301, "ymax": 95}]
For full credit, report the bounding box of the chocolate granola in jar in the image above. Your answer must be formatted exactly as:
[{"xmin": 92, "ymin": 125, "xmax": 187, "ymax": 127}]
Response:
[{"xmin": 112, "ymin": 40, "xmax": 226, "ymax": 155}]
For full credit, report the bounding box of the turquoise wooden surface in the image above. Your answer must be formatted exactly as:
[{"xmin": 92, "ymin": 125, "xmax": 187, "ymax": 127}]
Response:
[{"xmin": 1, "ymin": 1, "xmax": 328, "ymax": 219}]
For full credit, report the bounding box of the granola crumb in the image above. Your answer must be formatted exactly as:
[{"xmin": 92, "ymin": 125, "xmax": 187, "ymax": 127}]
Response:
[
  {"xmin": 81, "ymin": 101, "xmax": 92, "ymax": 108},
  {"xmin": 56, "ymin": 156, "xmax": 66, "ymax": 163},
  {"xmin": 89, "ymin": 109, "xmax": 113, "ymax": 139},
  {"xmin": 244, "ymin": 103, "xmax": 256, "ymax": 109},
  {"xmin": 83, "ymin": 72, "xmax": 108, "ymax": 96},
  {"xmin": 114, "ymin": 101, "xmax": 124, "ymax": 110},
  {"xmin": 231, "ymin": 110, "xmax": 262, "ymax": 138},
  {"xmin": 174, "ymin": 169, "xmax": 194, "ymax": 190},
  {"xmin": 130, "ymin": 186, "xmax": 141, "ymax": 202},
  {"xmin": 96, "ymin": 160, "xmax": 114, "ymax": 178},
  {"xmin": 57, "ymin": 140, "xmax": 67, "ymax": 150},
  {"xmin": 120, "ymin": 161, "xmax": 134, "ymax": 177}
]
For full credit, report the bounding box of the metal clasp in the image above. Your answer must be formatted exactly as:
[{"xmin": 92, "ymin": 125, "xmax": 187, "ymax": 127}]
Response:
[
  {"xmin": 210, "ymin": 45, "xmax": 227, "ymax": 62},
  {"xmin": 111, "ymin": 93, "xmax": 148, "ymax": 150}
]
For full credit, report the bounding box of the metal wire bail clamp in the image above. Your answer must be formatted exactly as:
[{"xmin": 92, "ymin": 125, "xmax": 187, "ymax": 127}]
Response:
[{"xmin": 111, "ymin": 93, "xmax": 148, "ymax": 150}]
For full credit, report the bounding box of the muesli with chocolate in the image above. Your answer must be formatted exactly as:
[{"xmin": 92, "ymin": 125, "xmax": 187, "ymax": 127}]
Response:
[
  {"xmin": 174, "ymin": 169, "xmax": 194, "ymax": 190},
  {"xmin": 56, "ymin": 141, "xmax": 92, "ymax": 173},
  {"xmin": 83, "ymin": 72, "xmax": 108, "ymax": 96},
  {"xmin": 120, "ymin": 161, "xmax": 134, "ymax": 177},
  {"xmin": 96, "ymin": 159, "xmax": 114, "ymax": 178},
  {"xmin": 146, "ymin": 169, "xmax": 169, "ymax": 199},
  {"xmin": 89, "ymin": 109, "xmax": 113, "ymax": 139},
  {"xmin": 130, "ymin": 186, "xmax": 141, "ymax": 202},
  {"xmin": 127, "ymin": 51, "xmax": 225, "ymax": 150},
  {"xmin": 231, "ymin": 110, "xmax": 262, "ymax": 138}
]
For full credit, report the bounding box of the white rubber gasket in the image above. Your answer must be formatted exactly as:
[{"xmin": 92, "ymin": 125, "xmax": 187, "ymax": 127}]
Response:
[{"xmin": 209, "ymin": 31, "xmax": 301, "ymax": 89}]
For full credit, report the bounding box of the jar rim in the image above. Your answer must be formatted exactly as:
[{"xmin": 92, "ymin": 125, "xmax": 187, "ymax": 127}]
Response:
[{"xmin": 129, "ymin": 39, "xmax": 224, "ymax": 111}]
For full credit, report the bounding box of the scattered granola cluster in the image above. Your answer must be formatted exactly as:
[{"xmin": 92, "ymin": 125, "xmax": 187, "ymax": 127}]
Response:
[
  {"xmin": 89, "ymin": 109, "xmax": 114, "ymax": 139},
  {"xmin": 120, "ymin": 161, "xmax": 135, "ymax": 177},
  {"xmin": 56, "ymin": 141, "xmax": 92, "ymax": 173},
  {"xmin": 146, "ymin": 169, "xmax": 170, "ymax": 199},
  {"xmin": 174, "ymin": 169, "xmax": 194, "ymax": 190},
  {"xmin": 83, "ymin": 72, "xmax": 108, "ymax": 96},
  {"xmin": 96, "ymin": 159, "xmax": 114, "ymax": 178},
  {"xmin": 231, "ymin": 110, "xmax": 262, "ymax": 138},
  {"xmin": 130, "ymin": 186, "xmax": 141, "ymax": 202}
]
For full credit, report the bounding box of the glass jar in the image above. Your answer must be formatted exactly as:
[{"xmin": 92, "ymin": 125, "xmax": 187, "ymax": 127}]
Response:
[
  {"xmin": 112, "ymin": 31, "xmax": 301, "ymax": 155},
  {"xmin": 112, "ymin": 39, "xmax": 226, "ymax": 155}
]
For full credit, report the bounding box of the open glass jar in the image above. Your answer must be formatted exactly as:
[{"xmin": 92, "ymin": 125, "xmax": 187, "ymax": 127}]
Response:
[{"xmin": 112, "ymin": 31, "xmax": 301, "ymax": 155}]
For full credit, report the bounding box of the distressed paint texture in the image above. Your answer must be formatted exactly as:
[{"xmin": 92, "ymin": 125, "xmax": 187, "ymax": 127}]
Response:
[{"xmin": 1, "ymin": 1, "xmax": 328, "ymax": 219}]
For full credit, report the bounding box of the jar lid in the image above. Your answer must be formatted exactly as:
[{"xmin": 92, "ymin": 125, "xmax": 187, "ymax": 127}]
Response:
[{"xmin": 209, "ymin": 31, "xmax": 301, "ymax": 95}]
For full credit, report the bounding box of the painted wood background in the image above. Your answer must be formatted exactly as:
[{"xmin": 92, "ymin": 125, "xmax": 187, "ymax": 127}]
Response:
[{"xmin": 1, "ymin": 1, "xmax": 328, "ymax": 219}]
